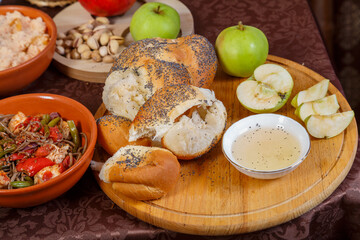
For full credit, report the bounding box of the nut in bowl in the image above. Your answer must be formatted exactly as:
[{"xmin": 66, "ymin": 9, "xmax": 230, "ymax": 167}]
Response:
[
  {"xmin": 0, "ymin": 5, "xmax": 57, "ymax": 95},
  {"xmin": 222, "ymin": 114, "xmax": 311, "ymax": 179},
  {"xmin": 0, "ymin": 94, "xmax": 97, "ymax": 208}
]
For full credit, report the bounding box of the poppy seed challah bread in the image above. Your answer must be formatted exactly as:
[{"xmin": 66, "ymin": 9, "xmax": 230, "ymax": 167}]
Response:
[
  {"xmin": 96, "ymin": 114, "xmax": 151, "ymax": 156},
  {"xmin": 128, "ymin": 84, "xmax": 227, "ymax": 160},
  {"xmin": 99, "ymin": 145, "xmax": 180, "ymax": 200},
  {"xmin": 102, "ymin": 34, "xmax": 218, "ymax": 120}
]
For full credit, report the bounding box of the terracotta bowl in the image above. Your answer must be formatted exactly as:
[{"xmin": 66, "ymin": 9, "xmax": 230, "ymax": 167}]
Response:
[
  {"xmin": 0, "ymin": 93, "xmax": 97, "ymax": 208},
  {"xmin": 0, "ymin": 6, "xmax": 57, "ymax": 95}
]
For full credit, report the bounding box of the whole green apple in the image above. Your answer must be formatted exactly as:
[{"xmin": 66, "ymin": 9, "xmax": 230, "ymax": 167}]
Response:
[
  {"xmin": 130, "ymin": 2, "xmax": 180, "ymax": 41},
  {"xmin": 215, "ymin": 22, "xmax": 269, "ymax": 77}
]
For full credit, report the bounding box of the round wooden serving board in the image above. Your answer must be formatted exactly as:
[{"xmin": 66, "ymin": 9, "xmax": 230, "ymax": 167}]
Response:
[
  {"xmin": 52, "ymin": 0, "xmax": 194, "ymax": 83},
  {"xmin": 92, "ymin": 55, "xmax": 358, "ymax": 235}
]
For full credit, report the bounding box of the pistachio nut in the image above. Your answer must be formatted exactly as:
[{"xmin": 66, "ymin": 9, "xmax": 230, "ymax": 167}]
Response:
[
  {"xmin": 77, "ymin": 44, "xmax": 91, "ymax": 54},
  {"xmin": 108, "ymin": 39, "xmax": 120, "ymax": 55},
  {"xmin": 70, "ymin": 49, "xmax": 81, "ymax": 59},
  {"xmin": 103, "ymin": 55, "xmax": 114, "ymax": 63},
  {"xmin": 56, "ymin": 39, "xmax": 64, "ymax": 46},
  {"xmin": 81, "ymin": 50, "xmax": 92, "ymax": 60},
  {"xmin": 95, "ymin": 17, "xmax": 110, "ymax": 25},
  {"xmin": 57, "ymin": 32, "xmax": 67, "ymax": 39},
  {"xmin": 72, "ymin": 37, "xmax": 83, "ymax": 48},
  {"xmin": 99, "ymin": 46, "xmax": 108, "ymax": 57},
  {"xmin": 87, "ymin": 36, "xmax": 99, "ymax": 50},
  {"xmin": 64, "ymin": 39, "xmax": 73, "ymax": 48},
  {"xmin": 110, "ymin": 35, "xmax": 125, "ymax": 45},
  {"xmin": 56, "ymin": 45, "xmax": 65, "ymax": 55},
  {"xmin": 91, "ymin": 50, "xmax": 102, "ymax": 62},
  {"xmin": 100, "ymin": 33, "xmax": 110, "ymax": 46}
]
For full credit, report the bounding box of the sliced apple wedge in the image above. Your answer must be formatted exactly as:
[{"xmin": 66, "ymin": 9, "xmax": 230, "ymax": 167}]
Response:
[
  {"xmin": 291, "ymin": 79, "xmax": 329, "ymax": 108},
  {"xmin": 236, "ymin": 63, "xmax": 293, "ymax": 113},
  {"xmin": 304, "ymin": 111, "xmax": 354, "ymax": 138},
  {"xmin": 295, "ymin": 94, "xmax": 340, "ymax": 121}
]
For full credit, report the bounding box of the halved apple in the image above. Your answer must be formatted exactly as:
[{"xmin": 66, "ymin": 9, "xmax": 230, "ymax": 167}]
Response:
[
  {"xmin": 291, "ymin": 79, "xmax": 329, "ymax": 108},
  {"xmin": 304, "ymin": 111, "xmax": 354, "ymax": 138},
  {"xmin": 236, "ymin": 63, "xmax": 293, "ymax": 113},
  {"xmin": 295, "ymin": 94, "xmax": 340, "ymax": 121}
]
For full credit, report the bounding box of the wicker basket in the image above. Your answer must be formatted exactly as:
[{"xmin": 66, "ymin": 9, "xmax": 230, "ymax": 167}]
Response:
[{"xmin": 27, "ymin": 0, "xmax": 76, "ymax": 7}]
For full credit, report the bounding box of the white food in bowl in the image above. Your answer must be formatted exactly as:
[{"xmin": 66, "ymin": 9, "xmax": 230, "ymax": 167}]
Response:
[
  {"xmin": 0, "ymin": 10, "xmax": 49, "ymax": 71},
  {"xmin": 222, "ymin": 114, "xmax": 311, "ymax": 179}
]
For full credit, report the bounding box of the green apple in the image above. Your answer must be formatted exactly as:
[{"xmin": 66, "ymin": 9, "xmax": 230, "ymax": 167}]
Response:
[
  {"xmin": 291, "ymin": 79, "xmax": 329, "ymax": 108},
  {"xmin": 304, "ymin": 111, "xmax": 354, "ymax": 138},
  {"xmin": 130, "ymin": 2, "xmax": 180, "ymax": 41},
  {"xmin": 215, "ymin": 21, "xmax": 268, "ymax": 78},
  {"xmin": 295, "ymin": 94, "xmax": 340, "ymax": 121},
  {"xmin": 236, "ymin": 63, "xmax": 293, "ymax": 113}
]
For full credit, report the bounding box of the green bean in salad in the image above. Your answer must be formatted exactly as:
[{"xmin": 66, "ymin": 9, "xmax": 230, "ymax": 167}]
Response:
[
  {"xmin": 67, "ymin": 120, "xmax": 80, "ymax": 152},
  {"xmin": 0, "ymin": 144, "xmax": 16, "ymax": 158},
  {"xmin": 48, "ymin": 117, "xmax": 60, "ymax": 127},
  {"xmin": 11, "ymin": 181, "xmax": 34, "ymax": 188},
  {"xmin": 41, "ymin": 114, "xmax": 51, "ymax": 125}
]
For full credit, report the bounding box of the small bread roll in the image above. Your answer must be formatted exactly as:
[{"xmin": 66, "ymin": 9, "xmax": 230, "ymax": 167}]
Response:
[
  {"xmin": 129, "ymin": 84, "xmax": 227, "ymax": 160},
  {"xmin": 99, "ymin": 145, "xmax": 180, "ymax": 200},
  {"xmin": 97, "ymin": 115, "xmax": 151, "ymax": 155},
  {"xmin": 102, "ymin": 34, "xmax": 217, "ymax": 120}
]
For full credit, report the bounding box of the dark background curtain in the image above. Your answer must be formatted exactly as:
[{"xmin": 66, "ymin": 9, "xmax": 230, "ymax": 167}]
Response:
[{"xmin": 309, "ymin": 0, "xmax": 360, "ymax": 131}]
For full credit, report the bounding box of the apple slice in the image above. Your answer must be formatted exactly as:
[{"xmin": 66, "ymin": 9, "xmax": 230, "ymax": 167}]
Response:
[
  {"xmin": 304, "ymin": 111, "xmax": 354, "ymax": 138},
  {"xmin": 236, "ymin": 63, "xmax": 293, "ymax": 113},
  {"xmin": 295, "ymin": 94, "xmax": 340, "ymax": 121},
  {"xmin": 291, "ymin": 79, "xmax": 329, "ymax": 108}
]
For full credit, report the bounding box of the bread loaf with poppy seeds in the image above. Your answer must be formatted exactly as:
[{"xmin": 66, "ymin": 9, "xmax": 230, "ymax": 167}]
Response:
[
  {"xmin": 102, "ymin": 34, "xmax": 217, "ymax": 120},
  {"xmin": 99, "ymin": 145, "xmax": 180, "ymax": 200},
  {"xmin": 96, "ymin": 114, "xmax": 151, "ymax": 156},
  {"xmin": 129, "ymin": 84, "xmax": 227, "ymax": 160}
]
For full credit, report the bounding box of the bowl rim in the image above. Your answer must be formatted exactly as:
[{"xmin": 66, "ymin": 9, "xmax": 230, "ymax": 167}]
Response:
[
  {"xmin": 0, "ymin": 5, "xmax": 57, "ymax": 75},
  {"xmin": 222, "ymin": 113, "xmax": 311, "ymax": 175},
  {"xmin": 0, "ymin": 93, "xmax": 97, "ymax": 195}
]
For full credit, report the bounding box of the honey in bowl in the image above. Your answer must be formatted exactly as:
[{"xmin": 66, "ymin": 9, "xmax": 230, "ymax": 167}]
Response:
[
  {"xmin": 231, "ymin": 125, "xmax": 301, "ymax": 171},
  {"xmin": 222, "ymin": 114, "xmax": 311, "ymax": 179}
]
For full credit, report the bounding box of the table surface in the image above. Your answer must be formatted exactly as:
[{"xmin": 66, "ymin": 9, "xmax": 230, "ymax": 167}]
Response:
[{"xmin": 1, "ymin": 0, "xmax": 359, "ymax": 239}]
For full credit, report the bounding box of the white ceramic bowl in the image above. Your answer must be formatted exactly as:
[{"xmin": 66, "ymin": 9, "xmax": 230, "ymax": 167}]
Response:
[{"xmin": 222, "ymin": 114, "xmax": 311, "ymax": 179}]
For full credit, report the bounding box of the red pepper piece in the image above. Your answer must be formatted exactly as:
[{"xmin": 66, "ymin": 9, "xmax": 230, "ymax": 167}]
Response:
[
  {"xmin": 49, "ymin": 127, "xmax": 63, "ymax": 142},
  {"xmin": 16, "ymin": 157, "xmax": 54, "ymax": 177},
  {"xmin": 42, "ymin": 170, "xmax": 53, "ymax": 182},
  {"xmin": 24, "ymin": 148, "xmax": 36, "ymax": 155},
  {"xmin": 34, "ymin": 144, "xmax": 53, "ymax": 158},
  {"xmin": 9, "ymin": 153, "xmax": 26, "ymax": 161},
  {"xmin": 59, "ymin": 156, "xmax": 70, "ymax": 173}
]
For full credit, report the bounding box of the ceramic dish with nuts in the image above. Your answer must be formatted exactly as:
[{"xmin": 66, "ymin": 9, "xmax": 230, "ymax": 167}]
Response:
[{"xmin": 56, "ymin": 16, "xmax": 125, "ymax": 64}]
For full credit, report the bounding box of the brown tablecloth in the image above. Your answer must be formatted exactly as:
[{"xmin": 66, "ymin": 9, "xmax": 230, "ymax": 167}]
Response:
[{"xmin": 0, "ymin": 0, "xmax": 359, "ymax": 239}]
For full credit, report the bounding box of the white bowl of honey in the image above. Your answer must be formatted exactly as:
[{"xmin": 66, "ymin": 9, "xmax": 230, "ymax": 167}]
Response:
[{"xmin": 222, "ymin": 114, "xmax": 311, "ymax": 179}]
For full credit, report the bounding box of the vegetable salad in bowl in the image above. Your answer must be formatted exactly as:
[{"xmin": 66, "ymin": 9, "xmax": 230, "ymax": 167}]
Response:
[{"xmin": 0, "ymin": 111, "xmax": 87, "ymax": 189}]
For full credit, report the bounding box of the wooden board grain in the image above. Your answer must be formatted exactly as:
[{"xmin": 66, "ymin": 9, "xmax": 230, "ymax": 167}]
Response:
[
  {"xmin": 92, "ymin": 55, "xmax": 358, "ymax": 235},
  {"xmin": 52, "ymin": 0, "xmax": 194, "ymax": 83}
]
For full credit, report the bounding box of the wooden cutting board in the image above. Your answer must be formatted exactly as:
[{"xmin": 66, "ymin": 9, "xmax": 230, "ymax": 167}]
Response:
[
  {"xmin": 52, "ymin": 0, "xmax": 194, "ymax": 83},
  {"xmin": 92, "ymin": 55, "xmax": 358, "ymax": 235}
]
